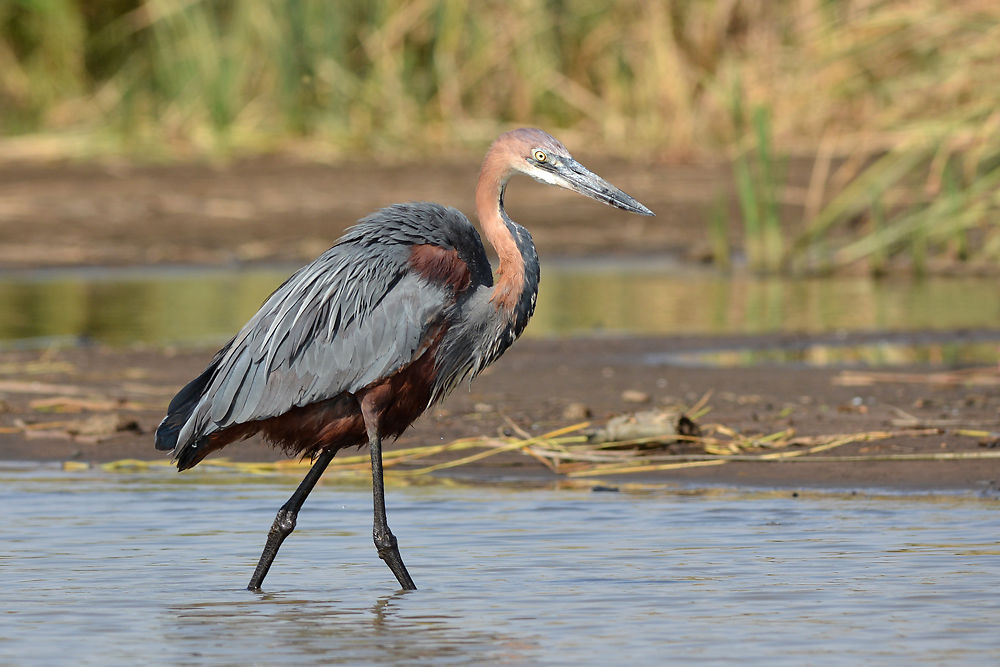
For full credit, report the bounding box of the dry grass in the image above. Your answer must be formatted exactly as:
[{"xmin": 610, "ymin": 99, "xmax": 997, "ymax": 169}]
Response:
[
  {"xmin": 89, "ymin": 408, "xmax": 1000, "ymax": 482},
  {"xmin": 3, "ymin": 1, "xmax": 1000, "ymax": 271},
  {"xmin": 0, "ymin": 2, "xmax": 994, "ymax": 157}
]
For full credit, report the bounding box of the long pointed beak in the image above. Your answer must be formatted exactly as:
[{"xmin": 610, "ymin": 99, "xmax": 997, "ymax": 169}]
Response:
[{"xmin": 555, "ymin": 158, "xmax": 654, "ymax": 216}]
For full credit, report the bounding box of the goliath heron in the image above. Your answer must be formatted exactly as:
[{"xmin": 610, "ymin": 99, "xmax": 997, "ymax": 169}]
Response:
[{"xmin": 155, "ymin": 128, "xmax": 654, "ymax": 591}]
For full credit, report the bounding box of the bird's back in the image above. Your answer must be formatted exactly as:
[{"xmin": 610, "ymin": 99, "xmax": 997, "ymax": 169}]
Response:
[{"xmin": 155, "ymin": 202, "xmax": 494, "ymax": 469}]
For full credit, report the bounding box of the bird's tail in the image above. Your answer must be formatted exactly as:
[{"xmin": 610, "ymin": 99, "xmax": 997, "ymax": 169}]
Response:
[
  {"xmin": 155, "ymin": 344, "xmax": 231, "ymax": 463},
  {"xmin": 154, "ymin": 366, "xmax": 214, "ymax": 452}
]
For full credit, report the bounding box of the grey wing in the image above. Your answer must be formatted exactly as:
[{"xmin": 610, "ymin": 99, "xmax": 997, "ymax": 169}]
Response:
[{"xmin": 175, "ymin": 245, "xmax": 450, "ymax": 449}]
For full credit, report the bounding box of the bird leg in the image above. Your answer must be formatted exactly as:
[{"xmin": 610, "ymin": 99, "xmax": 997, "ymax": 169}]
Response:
[
  {"xmin": 247, "ymin": 447, "xmax": 336, "ymax": 591},
  {"xmin": 361, "ymin": 396, "xmax": 417, "ymax": 590}
]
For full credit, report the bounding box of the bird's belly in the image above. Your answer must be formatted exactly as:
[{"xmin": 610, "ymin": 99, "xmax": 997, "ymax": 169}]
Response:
[
  {"xmin": 356, "ymin": 340, "xmax": 439, "ymax": 440},
  {"xmin": 248, "ymin": 393, "xmax": 367, "ymax": 458},
  {"xmin": 256, "ymin": 338, "xmax": 439, "ymax": 458}
]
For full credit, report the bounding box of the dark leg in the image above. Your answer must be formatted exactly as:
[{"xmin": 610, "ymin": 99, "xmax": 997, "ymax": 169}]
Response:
[
  {"xmin": 361, "ymin": 399, "xmax": 417, "ymax": 590},
  {"xmin": 247, "ymin": 447, "xmax": 336, "ymax": 591}
]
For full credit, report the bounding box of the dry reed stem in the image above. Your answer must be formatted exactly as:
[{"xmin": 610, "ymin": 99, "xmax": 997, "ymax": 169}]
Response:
[
  {"xmin": 85, "ymin": 415, "xmax": 990, "ymax": 480},
  {"xmin": 565, "ymin": 427, "xmax": 946, "ymax": 477},
  {"xmin": 399, "ymin": 422, "xmax": 591, "ymax": 475}
]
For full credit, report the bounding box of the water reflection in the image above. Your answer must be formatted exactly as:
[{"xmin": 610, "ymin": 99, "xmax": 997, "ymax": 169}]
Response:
[
  {"xmin": 658, "ymin": 336, "xmax": 1000, "ymax": 368},
  {"xmin": 536, "ymin": 263, "xmax": 1000, "ymax": 337},
  {"xmin": 167, "ymin": 590, "xmax": 530, "ymax": 665},
  {"xmin": 0, "ymin": 262, "xmax": 998, "ymax": 345},
  {"xmin": 0, "ymin": 266, "xmax": 286, "ymax": 347}
]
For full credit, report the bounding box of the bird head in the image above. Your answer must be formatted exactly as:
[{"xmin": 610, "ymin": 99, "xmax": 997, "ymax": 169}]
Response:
[{"xmin": 490, "ymin": 128, "xmax": 654, "ymax": 217}]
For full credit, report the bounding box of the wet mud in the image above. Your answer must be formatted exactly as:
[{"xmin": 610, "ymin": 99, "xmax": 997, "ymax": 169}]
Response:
[{"xmin": 1, "ymin": 337, "xmax": 997, "ymax": 493}]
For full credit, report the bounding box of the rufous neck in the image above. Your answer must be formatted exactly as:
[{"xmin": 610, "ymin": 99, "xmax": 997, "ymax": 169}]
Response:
[{"xmin": 475, "ymin": 157, "xmax": 520, "ymax": 279}]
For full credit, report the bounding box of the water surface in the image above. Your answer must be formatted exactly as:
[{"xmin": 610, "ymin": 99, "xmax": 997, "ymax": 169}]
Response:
[
  {"xmin": 1, "ymin": 262, "xmax": 998, "ymax": 346},
  {"xmin": 3, "ymin": 465, "xmax": 998, "ymax": 664}
]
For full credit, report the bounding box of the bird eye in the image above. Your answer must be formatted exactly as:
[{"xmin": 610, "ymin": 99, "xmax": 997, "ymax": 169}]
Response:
[{"xmin": 532, "ymin": 150, "xmax": 547, "ymax": 163}]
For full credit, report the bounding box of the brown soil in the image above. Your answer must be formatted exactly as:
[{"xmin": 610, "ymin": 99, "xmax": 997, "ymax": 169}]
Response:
[
  {"xmin": 0, "ymin": 159, "xmax": 997, "ymax": 493},
  {"xmin": 0, "ymin": 157, "xmax": 721, "ymax": 268}
]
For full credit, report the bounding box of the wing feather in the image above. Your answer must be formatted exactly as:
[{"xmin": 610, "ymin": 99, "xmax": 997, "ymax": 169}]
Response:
[
  {"xmin": 209, "ymin": 346, "xmax": 251, "ymax": 424},
  {"xmin": 175, "ymin": 243, "xmax": 450, "ymax": 451},
  {"xmin": 165, "ymin": 201, "xmax": 491, "ymax": 457}
]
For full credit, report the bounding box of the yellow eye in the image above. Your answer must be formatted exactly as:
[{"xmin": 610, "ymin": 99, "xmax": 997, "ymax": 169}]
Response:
[{"xmin": 532, "ymin": 149, "xmax": 547, "ymax": 163}]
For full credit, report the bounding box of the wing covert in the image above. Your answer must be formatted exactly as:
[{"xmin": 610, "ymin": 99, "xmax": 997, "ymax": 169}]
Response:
[{"xmin": 175, "ymin": 244, "xmax": 451, "ymax": 449}]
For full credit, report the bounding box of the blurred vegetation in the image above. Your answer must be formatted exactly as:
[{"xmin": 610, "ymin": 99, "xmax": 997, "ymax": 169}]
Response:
[{"xmin": 2, "ymin": 0, "xmax": 999, "ymax": 274}]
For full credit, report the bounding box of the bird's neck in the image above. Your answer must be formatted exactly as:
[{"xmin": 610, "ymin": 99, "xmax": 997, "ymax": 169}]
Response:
[{"xmin": 475, "ymin": 174, "xmax": 539, "ymax": 325}]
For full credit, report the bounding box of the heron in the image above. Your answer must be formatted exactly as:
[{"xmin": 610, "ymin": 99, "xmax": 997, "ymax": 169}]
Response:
[{"xmin": 155, "ymin": 128, "xmax": 654, "ymax": 591}]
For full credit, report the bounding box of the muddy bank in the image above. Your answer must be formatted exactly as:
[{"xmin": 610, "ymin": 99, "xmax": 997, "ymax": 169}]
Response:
[
  {"xmin": 0, "ymin": 158, "xmax": 723, "ymax": 269},
  {"xmin": 1, "ymin": 336, "xmax": 997, "ymax": 493}
]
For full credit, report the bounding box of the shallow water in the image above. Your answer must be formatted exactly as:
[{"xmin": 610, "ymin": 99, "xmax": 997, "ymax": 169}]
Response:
[
  {"xmin": 651, "ymin": 331, "xmax": 1000, "ymax": 368},
  {"xmin": 1, "ymin": 262, "xmax": 999, "ymax": 348},
  {"xmin": 3, "ymin": 465, "xmax": 999, "ymax": 664}
]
